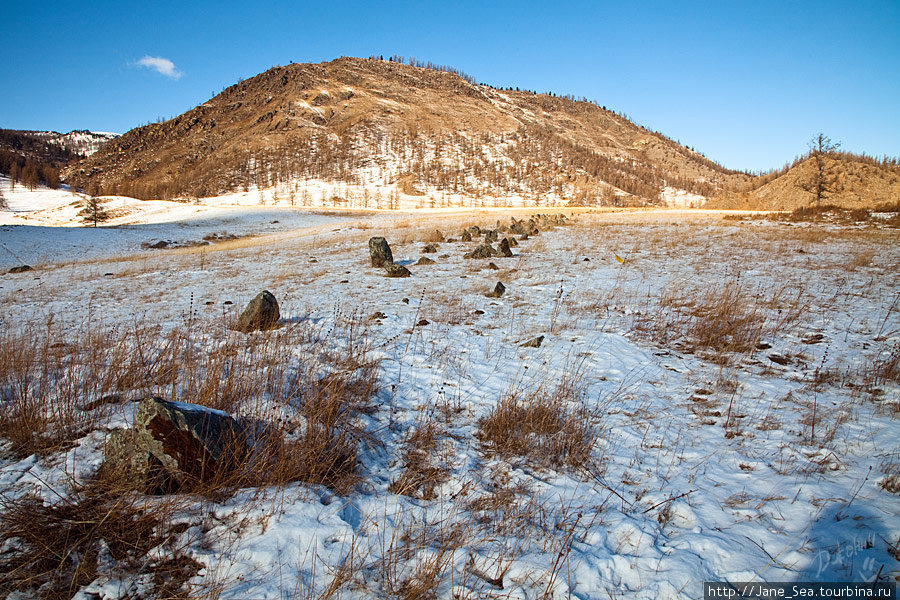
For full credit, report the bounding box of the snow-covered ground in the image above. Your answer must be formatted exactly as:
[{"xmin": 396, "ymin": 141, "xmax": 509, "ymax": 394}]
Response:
[{"xmin": 0, "ymin": 185, "xmax": 898, "ymax": 599}]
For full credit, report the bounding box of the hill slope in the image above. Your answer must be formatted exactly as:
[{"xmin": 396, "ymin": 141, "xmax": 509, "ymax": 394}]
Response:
[{"xmin": 65, "ymin": 57, "xmax": 750, "ymax": 205}]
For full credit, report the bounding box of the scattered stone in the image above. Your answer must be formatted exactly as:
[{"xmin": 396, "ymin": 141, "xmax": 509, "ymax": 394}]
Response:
[
  {"xmin": 102, "ymin": 397, "xmax": 250, "ymax": 494},
  {"xmin": 368, "ymin": 237, "xmax": 394, "ymax": 267},
  {"xmin": 235, "ymin": 290, "xmax": 280, "ymax": 332},
  {"xmin": 340, "ymin": 279, "xmax": 349, "ymax": 284},
  {"xmin": 416, "ymin": 319, "xmax": 430, "ymax": 327},
  {"xmin": 486, "ymin": 281, "xmax": 506, "ymax": 298},
  {"xmin": 422, "ymin": 243, "xmax": 438, "ymax": 253},
  {"xmin": 8, "ymin": 264, "xmax": 40, "ymax": 273},
  {"xmin": 148, "ymin": 240, "xmax": 170, "ymax": 249},
  {"xmin": 520, "ymin": 335, "xmax": 545, "ymax": 348},
  {"xmin": 384, "ymin": 263, "xmax": 411, "ymax": 278},
  {"xmin": 309, "ymin": 258, "xmax": 318, "ymax": 263},
  {"xmin": 104, "ymin": 272, "xmax": 114, "ymax": 276},
  {"xmin": 460, "ymin": 231, "xmax": 472, "ymax": 242},
  {"xmin": 416, "ymin": 257, "xmax": 436, "ymax": 265},
  {"xmin": 768, "ymin": 353, "xmax": 791, "ymax": 365},
  {"xmin": 464, "ymin": 243, "xmax": 496, "ymax": 259},
  {"xmin": 369, "ymin": 311, "xmax": 387, "ymax": 320},
  {"xmin": 402, "ymin": 298, "xmax": 410, "ymax": 304},
  {"xmin": 465, "ymin": 225, "xmax": 481, "ymax": 237},
  {"xmin": 486, "ymin": 262, "xmax": 500, "ymax": 270},
  {"xmin": 484, "ymin": 230, "xmax": 498, "ymax": 243},
  {"xmin": 223, "ymin": 300, "xmax": 233, "ymax": 305},
  {"xmin": 583, "ymin": 257, "xmax": 590, "ymax": 262},
  {"xmin": 446, "ymin": 238, "xmax": 457, "ymax": 243},
  {"xmin": 497, "ymin": 238, "xmax": 514, "ymax": 257},
  {"xmin": 204, "ymin": 301, "xmax": 214, "ymax": 306},
  {"xmin": 507, "ymin": 236, "xmax": 518, "ymax": 247},
  {"xmin": 473, "ymin": 309, "xmax": 485, "ymax": 315},
  {"xmin": 519, "ymin": 233, "xmax": 529, "ymax": 241},
  {"xmin": 428, "ymin": 229, "xmax": 445, "ymax": 243}
]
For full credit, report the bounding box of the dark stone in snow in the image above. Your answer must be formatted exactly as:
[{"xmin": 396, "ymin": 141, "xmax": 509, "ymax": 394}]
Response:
[
  {"xmin": 486, "ymin": 281, "xmax": 506, "ymax": 298},
  {"xmin": 7, "ymin": 265, "xmax": 33, "ymax": 274},
  {"xmin": 235, "ymin": 290, "xmax": 280, "ymax": 332},
  {"xmin": 368, "ymin": 237, "xmax": 393, "ymax": 267},
  {"xmin": 384, "ymin": 263, "xmax": 411, "ymax": 277}
]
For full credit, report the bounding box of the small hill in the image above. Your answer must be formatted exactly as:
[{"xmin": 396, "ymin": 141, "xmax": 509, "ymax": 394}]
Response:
[
  {"xmin": 64, "ymin": 57, "xmax": 750, "ymax": 205},
  {"xmin": 710, "ymin": 153, "xmax": 900, "ymax": 210}
]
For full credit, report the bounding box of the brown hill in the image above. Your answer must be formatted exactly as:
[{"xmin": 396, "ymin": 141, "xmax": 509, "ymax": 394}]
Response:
[
  {"xmin": 64, "ymin": 57, "xmax": 751, "ymax": 205},
  {"xmin": 709, "ymin": 153, "xmax": 900, "ymax": 210}
]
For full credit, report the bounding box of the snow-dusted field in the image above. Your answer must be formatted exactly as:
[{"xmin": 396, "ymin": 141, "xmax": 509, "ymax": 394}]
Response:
[{"xmin": 1, "ymin": 186, "xmax": 898, "ymax": 599}]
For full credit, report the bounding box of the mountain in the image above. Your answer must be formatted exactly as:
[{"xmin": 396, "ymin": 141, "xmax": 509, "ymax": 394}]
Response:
[{"xmin": 64, "ymin": 57, "xmax": 752, "ymax": 206}]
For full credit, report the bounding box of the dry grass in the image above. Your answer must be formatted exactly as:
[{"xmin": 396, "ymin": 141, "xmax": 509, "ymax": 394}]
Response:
[
  {"xmin": 477, "ymin": 377, "xmax": 598, "ymax": 470},
  {"xmin": 634, "ymin": 281, "xmax": 806, "ymax": 358},
  {"xmin": 0, "ymin": 309, "xmax": 379, "ymax": 495},
  {"xmin": 0, "ymin": 480, "xmax": 200, "ymax": 600}
]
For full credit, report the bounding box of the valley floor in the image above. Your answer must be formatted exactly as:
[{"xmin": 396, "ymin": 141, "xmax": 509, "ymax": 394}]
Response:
[{"xmin": 1, "ymin": 191, "xmax": 898, "ymax": 599}]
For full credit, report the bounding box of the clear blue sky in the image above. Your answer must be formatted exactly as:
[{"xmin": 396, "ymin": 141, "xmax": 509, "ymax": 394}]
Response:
[{"xmin": 3, "ymin": 0, "xmax": 898, "ymax": 172}]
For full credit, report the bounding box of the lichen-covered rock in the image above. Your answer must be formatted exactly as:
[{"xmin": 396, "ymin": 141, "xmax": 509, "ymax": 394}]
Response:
[
  {"xmin": 422, "ymin": 243, "xmax": 438, "ymax": 254},
  {"xmin": 497, "ymin": 238, "xmax": 514, "ymax": 257},
  {"xmin": 464, "ymin": 243, "xmax": 496, "ymax": 259},
  {"xmin": 484, "ymin": 230, "xmax": 498, "ymax": 243},
  {"xmin": 384, "ymin": 263, "xmax": 411, "ymax": 277},
  {"xmin": 416, "ymin": 256, "xmax": 436, "ymax": 265},
  {"xmin": 103, "ymin": 397, "xmax": 249, "ymax": 493},
  {"xmin": 368, "ymin": 237, "xmax": 394, "ymax": 267},
  {"xmin": 460, "ymin": 230, "xmax": 472, "ymax": 242},
  {"xmin": 235, "ymin": 290, "xmax": 280, "ymax": 332}
]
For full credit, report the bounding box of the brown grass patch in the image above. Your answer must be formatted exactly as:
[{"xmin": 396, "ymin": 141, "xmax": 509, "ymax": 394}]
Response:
[{"xmin": 477, "ymin": 380, "xmax": 598, "ymax": 469}]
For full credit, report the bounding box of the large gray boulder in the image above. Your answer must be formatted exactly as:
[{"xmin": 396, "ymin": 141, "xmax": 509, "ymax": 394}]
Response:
[
  {"xmin": 235, "ymin": 290, "xmax": 280, "ymax": 332},
  {"xmin": 369, "ymin": 237, "xmax": 394, "ymax": 267},
  {"xmin": 103, "ymin": 397, "xmax": 249, "ymax": 493}
]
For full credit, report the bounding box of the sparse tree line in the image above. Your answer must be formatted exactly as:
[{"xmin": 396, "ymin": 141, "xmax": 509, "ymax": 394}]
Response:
[{"xmin": 0, "ymin": 129, "xmax": 79, "ymax": 190}]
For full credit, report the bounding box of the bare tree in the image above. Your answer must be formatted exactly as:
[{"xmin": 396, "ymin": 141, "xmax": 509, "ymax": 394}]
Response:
[
  {"xmin": 801, "ymin": 133, "xmax": 841, "ymax": 205},
  {"xmin": 0, "ymin": 187, "xmax": 8, "ymax": 210}
]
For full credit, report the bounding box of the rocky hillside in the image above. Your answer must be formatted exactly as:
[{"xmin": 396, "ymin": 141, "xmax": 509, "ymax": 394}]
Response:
[{"xmin": 64, "ymin": 57, "xmax": 751, "ymax": 205}]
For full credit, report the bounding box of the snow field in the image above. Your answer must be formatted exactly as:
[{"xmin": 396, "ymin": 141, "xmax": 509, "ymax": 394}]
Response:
[{"xmin": 0, "ymin": 207, "xmax": 898, "ymax": 599}]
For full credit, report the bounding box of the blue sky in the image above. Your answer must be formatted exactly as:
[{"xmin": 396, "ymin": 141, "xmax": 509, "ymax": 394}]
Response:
[{"xmin": 2, "ymin": 0, "xmax": 898, "ymax": 172}]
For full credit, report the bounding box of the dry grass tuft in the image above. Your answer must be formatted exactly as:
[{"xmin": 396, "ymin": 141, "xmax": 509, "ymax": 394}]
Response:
[{"xmin": 477, "ymin": 380, "xmax": 597, "ymax": 469}]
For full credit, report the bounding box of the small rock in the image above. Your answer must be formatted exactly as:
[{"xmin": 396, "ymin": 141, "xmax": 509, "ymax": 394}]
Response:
[
  {"xmin": 149, "ymin": 240, "xmax": 170, "ymax": 249},
  {"xmin": 485, "ymin": 230, "xmax": 498, "ymax": 243},
  {"xmin": 416, "ymin": 319, "xmax": 430, "ymax": 327},
  {"xmin": 416, "ymin": 257, "xmax": 436, "ymax": 265},
  {"xmin": 368, "ymin": 237, "xmax": 394, "ymax": 267},
  {"xmin": 235, "ymin": 290, "xmax": 280, "ymax": 332},
  {"xmin": 429, "ymin": 229, "xmax": 445, "ymax": 243},
  {"xmin": 473, "ymin": 309, "xmax": 485, "ymax": 315},
  {"xmin": 497, "ymin": 238, "xmax": 514, "ymax": 257},
  {"xmin": 520, "ymin": 335, "xmax": 545, "ymax": 348},
  {"xmin": 519, "ymin": 233, "xmax": 529, "ymax": 241},
  {"xmin": 768, "ymin": 353, "xmax": 791, "ymax": 365},
  {"xmin": 8, "ymin": 265, "xmax": 34, "ymax": 274},
  {"xmin": 486, "ymin": 262, "xmax": 500, "ymax": 270},
  {"xmin": 460, "ymin": 231, "xmax": 472, "ymax": 242},
  {"xmin": 369, "ymin": 311, "xmax": 387, "ymax": 320},
  {"xmin": 402, "ymin": 298, "xmax": 410, "ymax": 304},
  {"xmin": 507, "ymin": 236, "xmax": 518, "ymax": 247},
  {"xmin": 422, "ymin": 243, "xmax": 438, "ymax": 253},
  {"xmin": 384, "ymin": 263, "xmax": 411, "ymax": 278},
  {"xmin": 486, "ymin": 281, "xmax": 506, "ymax": 298},
  {"xmin": 223, "ymin": 300, "xmax": 233, "ymax": 305},
  {"xmin": 583, "ymin": 257, "xmax": 590, "ymax": 262}
]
